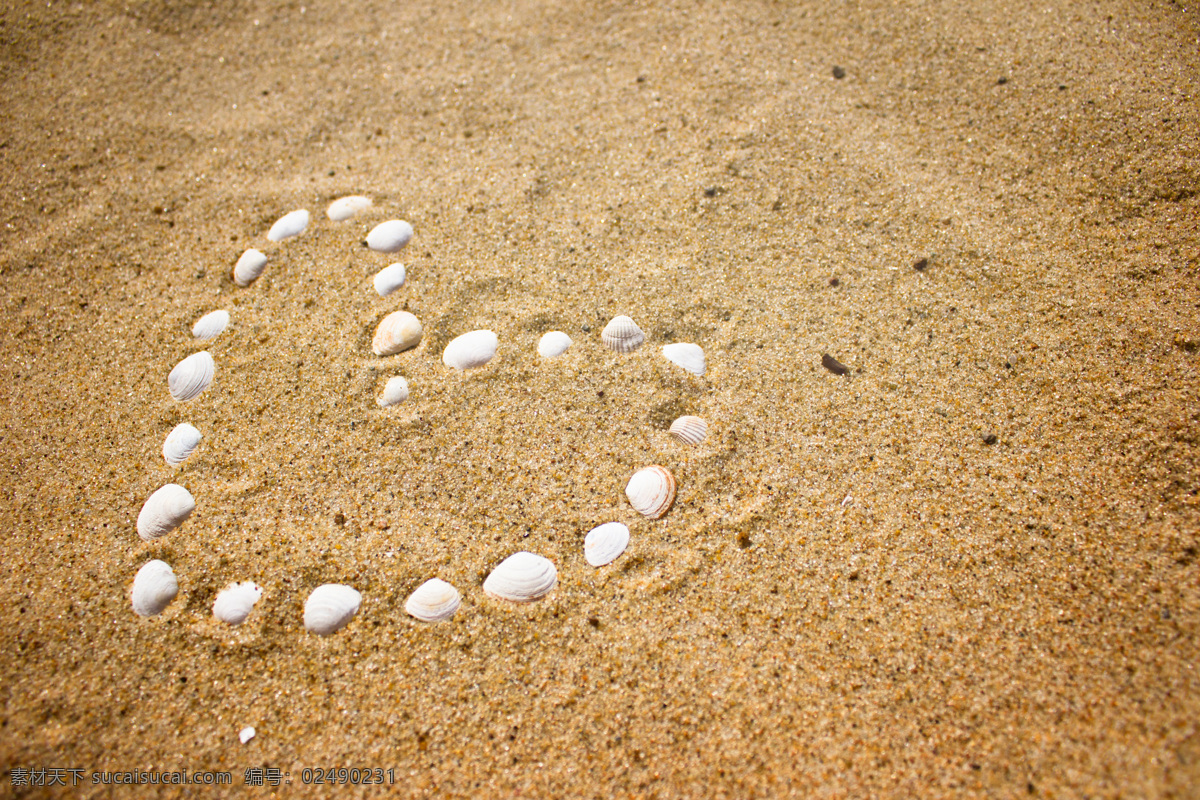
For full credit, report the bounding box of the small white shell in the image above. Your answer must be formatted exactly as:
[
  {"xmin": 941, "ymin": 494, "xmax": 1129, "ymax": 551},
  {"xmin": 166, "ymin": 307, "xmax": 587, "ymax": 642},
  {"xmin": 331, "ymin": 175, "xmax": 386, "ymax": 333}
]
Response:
[
  {"xmin": 537, "ymin": 331, "xmax": 572, "ymax": 358},
  {"xmin": 404, "ymin": 578, "xmax": 462, "ymax": 623},
  {"xmin": 239, "ymin": 726, "xmax": 256, "ymax": 744},
  {"xmin": 162, "ymin": 423, "xmax": 202, "ymax": 467},
  {"xmin": 584, "ymin": 522, "xmax": 630, "ymax": 567},
  {"xmin": 213, "ymin": 581, "xmax": 263, "ymax": 626},
  {"xmin": 373, "ymin": 263, "xmax": 407, "ymax": 297},
  {"xmin": 137, "ymin": 484, "xmax": 195, "ymax": 541},
  {"xmin": 371, "ymin": 311, "xmax": 423, "ymax": 356},
  {"xmin": 168, "ymin": 351, "xmax": 215, "ymax": 402},
  {"xmin": 131, "ymin": 560, "xmax": 179, "ymax": 617},
  {"xmin": 669, "ymin": 415, "xmax": 708, "ymax": 446},
  {"xmin": 303, "ymin": 584, "xmax": 362, "ymax": 635},
  {"xmin": 326, "ymin": 195, "xmax": 372, "ymax": 221},
  {"xmin": 442, "ymin": 330, "xmax": 498, "ymax": 370},
  {"xmin": 267, "ymin": 208, "xmax": 309, "ymax": 242},
  {"xmin": 233, "ymin": 249, "xmax": 268, "ymax": 287},
  {"xmin": 377, "ymin": 376, "xmax": 410, "ymax": 407},
  {"xmin": 192, "ymin": 310, "xmax": 229, "ymax": 341},
  {"xmin": 367, "ymin": 219, "xmax": 414, "ymax": 252},
  {"xmin": 483, "ymin": 552, "xmax": 558, "ymax": 603},
  {"xmin": 625, "ymin": 466, "xmax": 676, "ymax": 520},
  {"xmin": 602, "ymin": 315, "xmax": 645, "ymax": 353},
  {"xmin": 662, "ymin": 343, "xmax": 706, "ymax": 376}
]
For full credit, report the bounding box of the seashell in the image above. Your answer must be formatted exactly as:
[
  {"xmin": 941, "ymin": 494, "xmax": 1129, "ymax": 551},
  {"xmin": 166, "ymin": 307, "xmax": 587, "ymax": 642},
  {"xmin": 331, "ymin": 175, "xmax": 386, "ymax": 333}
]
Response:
[
  {"xmin": 601, "ymin": 315, "xmax": 645, "ymax": 353},
  {"xmin": 377, "ymin": 376, "xmax": 410, "ymax": 407},
  {"xmin": 584, "ymin": 522, "xmax": 630, "ymax": 567},
  {"xmin": 483, "ymin": 552, "xmax": 558, "ymax": 603},
  {"xmin": 168, "ymin": 351, "xmax": 215, "ymax": 402},
  {"xmin": 371, "ymin": 311, "xmax": 423, "ymax": 356},
  {"xmin": 373, "ymin": 263, "xmax": 406, "ymax": 297},
  {"xmin": 267, "ymin": 208, "xmax": 309, "ymax": 242},
  {"xmin": 669, "ymin": 415, "xmax": 708, "ymax": 446},
  {"xmin": 232, "ymin": 249, "xmax": 268, "ymax": 287},
  {"xmin": 213, "ymin": 581, "xmax": 263, "ymax": 626},
  {"xmin": 131, "ymin": 560, "xmax": 179, "ymax": 617},
  {"xmin": 303, "ymin": 584, "xmax": 362, "ymax": 635},
  {"xmin": 137, "ymin": 483, "xmax": 195, "ymax": 541},
  {"xmin": 404, "ymin": 578, "xmax": 462, "ymax": 623},
  {"xmin": 239, "ymin": 726, "xmax": 256, "ymax": 744},
  {"xmin": 442, "ymin": 330, "xmax": 498, "ymax": 370},
  {"xmin": 192, "ymin": 310, "xmax": 229, "ymax": 341},
  {"xmin": 625, "ymin": 465, "xmax": 676, "ymax": 520},
  {"xmin": 366, "ymin": 219, "xmax": 414, "ymax": 252},
  {"xmin": 326, "ymin": 195, "xmax": 372, "ymax": 221},
  {"xmin": 661, "ymin": 343, "xmax": 706, "ymax": 376},
  {"xmin": 537, "ymin": 331, "xmax": 572, "ymax": 358},
  {"xmin": 162, "ymin": 423, "xmax": 202, "ymax": 467}
]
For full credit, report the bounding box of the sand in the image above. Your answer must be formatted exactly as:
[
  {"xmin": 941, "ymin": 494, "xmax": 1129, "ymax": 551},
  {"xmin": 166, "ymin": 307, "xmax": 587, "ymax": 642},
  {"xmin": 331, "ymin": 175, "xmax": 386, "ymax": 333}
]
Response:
[{"xmin": 1, "ymin": 0, "xmax": 1198, "ymax": 796}]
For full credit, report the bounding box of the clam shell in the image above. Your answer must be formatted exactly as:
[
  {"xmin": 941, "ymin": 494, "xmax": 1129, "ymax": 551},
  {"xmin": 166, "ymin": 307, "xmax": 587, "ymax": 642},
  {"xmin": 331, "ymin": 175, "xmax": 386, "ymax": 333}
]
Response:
[
  {"xmin": 404, "ymin": 578, "xmax": 462, "ymax": 623},
  {"xmin": 303, "ymin": 584, "xmax": 362, "ymax": 636},
  {"xmin": 371, "ymin": 311, "xmax": 423, "ymax": 356},
  {"xmin": 327, "ymin": 195, "xmax": 372, "ymax": 221},
  {"xmin": 625, "ymin": 465, "xmax": 676, "ymax": 520},
  {"xmin": 366, "ymin": 219, "xmax": 414, "ymax": 252},
  {"xmin": 192, "ymin": 310, "xmax": 229, "ymax": 341},
  {"xmin": 132, "ymin": 559, "xmax": 179, "ymax": 617},
  {"xmin": 601, "ymin": 315, "xmax": 645, "ymax": 353},
  {"xmin": 232, "ymin": 249, "xmax": 268, "ymax": 287},
  {"xmin": 483, "ymin": 552, "xmax": 558, "ymax": 603},
  {"xmin": 537, "ymin": 331, "xmax": 572, "ymax": 358},
  {"xmin": 162, "ymin": 423, "xmax": 202, "ymax": 467},
  {"xmin": 584, "ymin": 522, "xmax": 630, "ymax": 567},
  {"xmin": 377, "ymin": 376, "xmax": 410, "ymax": 407},
  {"xmin": 442, "ymin": 330, "xmax": 498, "ymax": 370},
  {"xmin": 168, "ymin": 351, "xmax": 215, "ymax": 402},
  {"xmin": 373, "ymin": 263, "xmax": 407, "ymax": 297},
  {"xmin": 661, "ymin": 343, "xmax": 706, "ymax": 376},
  {"xmin": 267, "ymin": 208, "xmax": 309, "ymax": 242},
  {"xmin": 669, "ymin": 415, "xmax": 708, "ymax": 446},
  {"xmin": 137, "ymin": 484, "xmax": 195, "ymax": 541},
  {"xmin": 213, "ymin": 581, "xmax": 263, "ymax": 626}
]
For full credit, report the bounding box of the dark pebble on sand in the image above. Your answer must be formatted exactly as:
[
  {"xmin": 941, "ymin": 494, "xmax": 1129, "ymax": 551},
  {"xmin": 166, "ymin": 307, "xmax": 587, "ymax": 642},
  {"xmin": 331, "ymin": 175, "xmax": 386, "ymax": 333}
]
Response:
[
  {"xmin": 822, "ymin": 353, "xmax": 850, "ymax": 375},
  {"xmin": 832, "ymin": 66, "xmax": 846, "ymax": 79},
  {"xmin": 914, "ymin": 258, "xmax": 928, "ymax": 271},
  {"xmin": 983, "ymin": 432, "xmax": 998, "ymax": 445}
]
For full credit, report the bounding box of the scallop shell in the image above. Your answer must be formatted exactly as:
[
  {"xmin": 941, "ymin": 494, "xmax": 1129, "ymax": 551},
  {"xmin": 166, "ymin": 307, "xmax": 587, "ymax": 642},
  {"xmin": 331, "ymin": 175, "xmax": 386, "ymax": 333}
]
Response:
[
  {"xmin": 162, "ymin": 423, "xmax": 202, "ymax": 467},
  {"xmin": 404, "ymin": 578, "xmax": 462, "ymax": 623},
  {"xmin": 537, "ymin": 331, "xmax": 572, "ymax": 358},
  {"xmin": 232, "ymin": 249, "xmax": 268, "ymax": 287},
  {"xmin": 584, "ymin": 522, "xmax": 630, "ymax": 567},
  {"xmin": 625, "ymin": 465, "xmax": 676, "ymax": 520},
  {"xmin": 442, "ymin": 330, "xmax": 498, "ymax": 370},
  {"xmin": 327, "ymin": 195, "xmax": 372, "ymax": 221},
  {"xmin": 168, "ymin": 351, "xmax": 215, "ymax": 402},
  {"xmin": 267, "ymin": 208, "xmax": 309, "ymax": 242},
  {"xmin": 483, "ymin": 552, "xmax": 558, "ymax": 603},
  {"xmin": 601, "ymin": 315, "xmax": 645, "ymax": 353},
  {"xmin": 137, "ymin": 484, "xmax": 195, "ymax": 541},
  {"xmin": 669, "ymin": 415, "xmax": 708, "ymax": 446},
  {"xmin": 213, "ymin": 581, "xmax": 263, "ymax": 626},
  {"xmin": 303, "ymin": 584, "xmax": 362, "ymax": 636},
  {"xmin": 373, "ymin": 263, "xmax": 406, "ymax": 297},
  {"xmin": 131, "ymin": 560, "xmax": 179, "ymax": 617},
  {"xmin": 366, "ymin": 219, "xmax": 414, "ymax": 252},
  {"xmin": 377, "ymin": 376, "xmax": 410, "ymax": 407},
  {"xmin": 371, "ymin": 311, "xmax": 423, "ymax": 356},
  {"xmin": 192, "ymin": 310, "xmax": 229, "ymax": 341},
  {"xmin": 661, "ymin": 343, "xmax": 706, "ymax": 376}
]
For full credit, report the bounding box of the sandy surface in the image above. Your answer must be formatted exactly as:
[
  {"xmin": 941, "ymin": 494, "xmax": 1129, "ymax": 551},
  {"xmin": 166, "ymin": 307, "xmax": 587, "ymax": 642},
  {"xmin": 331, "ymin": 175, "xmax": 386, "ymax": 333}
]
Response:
[{"xmin": 1, "ymin": 0, "xmax": 1199, "ymax": 796}]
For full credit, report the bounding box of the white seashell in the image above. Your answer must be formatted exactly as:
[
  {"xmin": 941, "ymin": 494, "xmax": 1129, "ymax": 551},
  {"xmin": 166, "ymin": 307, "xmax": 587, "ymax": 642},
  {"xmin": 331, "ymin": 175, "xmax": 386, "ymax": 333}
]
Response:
[
  {"xmin": 601, "ymin": 315, "xmax": 645, "ymax": 353},
  {"xmin": 483, "ymin": 552, "xmax": 558, "ymax": 603},
  {"xmin": 162, "ymin": 423, "xmax": 202, "ymax": 467},
  {"xmin": 239, "ymin": 726, "xmax": 256, "ymax": 744},
  {"xmin": 662, "ymin": 343, "xmax": 706, "ymax": 376},
  {"xmin": 168, "ymin": 351, "xmax": 215, "ymax": 402},
  {"xmin": 326, "ymin": 195, "xmax": 372, "ymax": 221},
  {"xmin": 191, "ymin": 310, "xmax": 229, "ymax": 341},
  {"xmin": 267, "ymin": 208, "xmax": 309, "ymax": 242},
  {"xmin": 625, "ymin": 465, "xmax": 676, "ymax": 520},
  {"xmin": 373, "ymin": 263, "xmax": 407, "ymax": 297},
  {"xmin": 137, "ymin": 484, "xmax": 196, "ymax": 541},
  {"xmin": 232, "ymin": 249, "xmax": 268, "ymax": 287},
  {"xmin": 367, "ymin": 219, "xmax": 414, "ymax": 252},
  {"xmin": 669, "ymin": 415, "xmax": 708, "ymax": 446},
  {"xmin": 404, "ymin": 578, "xmax": 462, "ymax": 623},
  {"xmin": 584, "ymin": 522, "xmax": 630, "ymax": 567},
  {"xmin": 377, "ymin": 376, "xmax": 410, "ymax": 407},
  {"xmin": 442, "ymin": 330, "xmax": 498, "ymax": 370},
  {"xmin": 537, "ymin": 331, "xmax": 572, "ymax": 358},
  {"xmin": 371, "ymin": 311, "xmax": 423, "ymax": 356},
  {"xmin": 131, "ymin": 560, "xmax": 179, "ymax": 617},
  {"xmin": 213, "ymin": 581, "xmax": 263, "ymax": 626},
  {"xmin": 304, "ymin": 584, "xmax": 362, "ymax": 635}
]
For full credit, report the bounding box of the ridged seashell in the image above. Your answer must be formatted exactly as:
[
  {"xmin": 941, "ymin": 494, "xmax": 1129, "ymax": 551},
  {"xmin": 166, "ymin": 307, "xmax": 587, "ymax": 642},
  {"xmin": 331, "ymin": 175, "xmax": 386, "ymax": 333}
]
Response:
[
  {"xmin": 483, "ymin": 552, "xmax": 558, "ymax": 603},
  {"xmin": 662, "ymin": 343, "xmax": 706, "ymax": 376},
  {"xmin": 162, "ymin": 423, "xmax": 202, "ymax": 467},
  {"xmin": 404, "ymin": 578, "xmax": 462, "ymax": 623},
  {"xmin": 192, "ymin": 310, "xmax": 229, "ymax": 341},
  {"xmin": 303, "ymin": 584, "xmax": 362, "ymax": 636},
  {"xmin": 232, "ymin": 249, "xmax": 268, "ymax": 287},
  {"xmin": 267, "ymin": 208, "xmax": 309, "ymax": 241},
  {"xmin": 442, "ymin": 330, "xmax": 498, "ymax": 370},
  {"xmin": 373, "ymin": 263, "xmax": 406, "ymax": 297},
  {"xmin": 366, "ymin": 219, "xmax": 414, "ymax": 252},
  {"xmin": 137, "ymin": 483, "xmax": 195, "ymax": 541},
  {"xmin": 377, "ymin": 376, "xmax": 410, "ymax": 407},
  {"xmin": 584, "ymin": 522, "xmax": 630, "ymax": 567},
  {"xmin": 625, "ymin": 466, "xmax": 676, "ymax": 520},
  {"xmin": 168, "ymin": 351, "xmax": 215, "ymax": 402},
  {"xmin": 213, "ymin": 581, "xmax": 263, "ymax": 626},
  {"xmin": 601, "ymin": 315, "xmax": 645, "ymax": 353},
  {"xmin": 537, "ymin": 331, "xmax": 572, "ymax": 358},
  {"xmin": 327, "ymin": 195, "xmax": 372, "ymax": 221},
  {"xmin": 669, "ymin": 415, "xmax": 708, "ymax": 446},
  {"xmin": 239, "ymin": 727, "xmax": 256, "ymax": 744},
  {"xmin": 132, "ymin": 559, "xmax": 179, "ymax": 617},
  {"xmin": 371, "ymin": 311, "xmax": 423, "ymax": 356}
]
